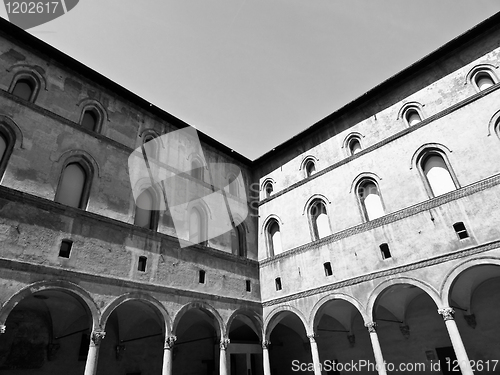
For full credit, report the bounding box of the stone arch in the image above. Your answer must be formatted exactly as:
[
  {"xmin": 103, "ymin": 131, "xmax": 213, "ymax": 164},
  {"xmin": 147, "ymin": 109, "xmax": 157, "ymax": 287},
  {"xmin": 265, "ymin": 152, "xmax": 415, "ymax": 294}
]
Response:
[
  {"xmin": 77, "ymin": 98, "xmax": 110, "ymax": 122},
  {"xmin": 366, "ymin": 276, "xmax": 443, "ymax": 320},
  {"xmin": 0, "ymin": 280, "xmax": 100, "ymax": 329},
  {"xmin": 226, "ymin": 308, "xmax": 263, "ymax": 340},
  {"xmin": 172, "ymin": 301, "xmax": 224, "ymax": 338},
  {"xmin": 261, "ymin": 214, "xmax": 284, "ymax": 234},
  {"xmin": 308, "ymin": 293, "xmax": 369, "ymax": 332},
  {"xmin": 487, "ymin": 108, "xmax": 500, "ymax": 137},
  {"xmin": 53, "ymin": 149, "xmax": 101, "ymax": 178},
  {"xmin": 409, "ymin": 142, "xmax": 453, "ymax": 170},
  {"xmin": 440, "ymin": 256, "xmax": 500, "ymax": 307},
  {"xmin": 263, "ymin": 305, "xmax": 309, "ymax": 339},
  {"xmin": 301, "ymin": 194, "xmax": 331, "ymax": 215},
  {"xmin": 100, "ymin": 292, "xmax": 171, "ymax": 336},
  {"xmin": 349, "ymin": 171, "xmax": 382, "ymax": 194}
]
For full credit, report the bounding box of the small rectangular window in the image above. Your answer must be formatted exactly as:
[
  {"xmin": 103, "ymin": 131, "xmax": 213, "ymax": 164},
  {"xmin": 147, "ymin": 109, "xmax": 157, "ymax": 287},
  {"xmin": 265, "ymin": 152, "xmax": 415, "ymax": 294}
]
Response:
[
  {"xmin": 380, "ymin": 243, "xmax": 391, "ymax": 259},
  {"xmin": 138, "ymin": 256, "xmax": 147, "ymax": 272},
  {"xmin": 323, "ymin": 262, "xmax": 333, "ymax": 276},
  {"xmin": 275, "ymin": 277, "xmax": 282, "ymax": 291},
  {"xmin": 246, "ymin": 280, "xmax": 251, "ymax": 292},
  {"xmin": 199, "ymin": 270, "xmax": 206, "ymax": 284},
  {"xmin": 59, "ymin": 240, "xmax": 73, "ymax": 258},
  {"xmin": 453, "ymin": 222, "xmax": 469, "ymax": 240}
]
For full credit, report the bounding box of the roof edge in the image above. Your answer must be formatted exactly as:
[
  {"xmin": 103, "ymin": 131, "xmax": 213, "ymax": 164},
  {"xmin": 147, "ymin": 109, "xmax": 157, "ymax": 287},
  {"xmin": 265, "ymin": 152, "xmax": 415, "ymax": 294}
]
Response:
[
  {"xmin": 0, "ymin": 17, "xmax": 252, "ymax": 165},
  {"xmin": 253, "ymin": 11, "xmax": 500, "ymax": 166}
]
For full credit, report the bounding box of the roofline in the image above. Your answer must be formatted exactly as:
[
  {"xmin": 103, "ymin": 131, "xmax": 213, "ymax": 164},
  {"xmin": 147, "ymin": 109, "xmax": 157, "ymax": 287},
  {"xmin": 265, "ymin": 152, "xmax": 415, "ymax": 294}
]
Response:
[
  {"xmin": 0, "ymin": 17, "xmax": 252, "ymax": 166},
  {"xmin": 253, "ymin": 11, "xmax": 500, "ymax": 166}
]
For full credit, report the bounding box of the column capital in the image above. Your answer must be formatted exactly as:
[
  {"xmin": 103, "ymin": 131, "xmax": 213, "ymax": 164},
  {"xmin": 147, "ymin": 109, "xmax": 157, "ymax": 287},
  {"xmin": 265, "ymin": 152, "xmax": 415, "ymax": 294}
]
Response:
[
  {"xmin": 220, "ymin": 337, "xmax": 230, "ymax": 350},
  {"xmin": 0, "ymin": 324, "xmax": 5, "ymax": 334},
  {"xmin": 262, "ymin": 340, "xmax": 271, "ymax": 349},
  {"xmin": 365, "ymin": 322, "xmax": 377, "ymax": 333},
  {"xmin": 438, "ymin": 307, "xmax": 455, "ymax": 321},
  {"xmin": 307, "ymin": 333, "xmax": 318, "ymax": 343},
  {"xmin": 164, "ymin": 335, "xmax": 177, "ymax": 349},
  {"xmin": 90, "ymin": 329, "xmax": 106, "ymax": 346}
]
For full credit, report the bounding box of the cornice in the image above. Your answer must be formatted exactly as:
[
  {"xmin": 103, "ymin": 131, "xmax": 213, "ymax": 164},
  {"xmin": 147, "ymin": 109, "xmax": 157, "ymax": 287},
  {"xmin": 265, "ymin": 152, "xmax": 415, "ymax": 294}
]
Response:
[
  {"xmin": 262, "ymin": 239, "xmax": 500, "ymax": 307},
  {"xmin": 0, "ymin": 257, "xmax": 261, "ymax": 307}
]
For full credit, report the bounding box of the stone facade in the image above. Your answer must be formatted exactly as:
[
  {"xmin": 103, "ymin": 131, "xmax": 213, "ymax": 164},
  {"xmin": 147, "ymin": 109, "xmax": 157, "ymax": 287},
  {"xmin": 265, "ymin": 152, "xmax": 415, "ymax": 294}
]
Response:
[{"xmin": 1, "ymin": 11, "xmax": 500, "ymax": 375}]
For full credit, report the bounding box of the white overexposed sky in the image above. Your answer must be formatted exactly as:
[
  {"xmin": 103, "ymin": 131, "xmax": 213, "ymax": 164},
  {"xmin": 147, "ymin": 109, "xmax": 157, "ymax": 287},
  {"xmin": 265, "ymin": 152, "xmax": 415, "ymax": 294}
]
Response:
[{"xmin": 1, "ymin": 1, "xmax": 499, "ymax": 159}]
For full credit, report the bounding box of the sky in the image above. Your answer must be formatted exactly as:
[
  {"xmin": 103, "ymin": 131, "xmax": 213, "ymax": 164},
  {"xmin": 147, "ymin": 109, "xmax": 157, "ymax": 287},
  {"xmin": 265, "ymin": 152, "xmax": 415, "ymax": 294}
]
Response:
[{"xmin": 1, "ymin": 1, "xmax": 499, "ymax": 160}]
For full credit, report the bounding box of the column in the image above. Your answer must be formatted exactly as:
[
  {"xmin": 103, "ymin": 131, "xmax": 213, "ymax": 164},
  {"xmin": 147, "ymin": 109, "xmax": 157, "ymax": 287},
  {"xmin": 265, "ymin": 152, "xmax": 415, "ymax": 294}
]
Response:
[
  {"xmin": 84, "ymin": 329, "xmax": 106, "ymax": 375},
  {"xmin": 219, "ymin": 337, "xmax": 230, "ymax": 375},
  {"xmin": 162, "ymin": 336, "xmax": 176, "ymax": 375},
  {"xmin": 365, "ymin": 322, "xmax": 387, "ymax": 375},
  {"xmin": 438, "ymin": 308, "xmax": 474, "ymax": 375},
  {"xmin": 308, "ymin": 333, "xmax": 322, "ymax": 375},
  {"xmin": 0, "ymin": 324, "xmax": 6, "ymax": 334},
  {"xmin": 262, "ymin": 340, "xmax": 271, "ymax": 375}
]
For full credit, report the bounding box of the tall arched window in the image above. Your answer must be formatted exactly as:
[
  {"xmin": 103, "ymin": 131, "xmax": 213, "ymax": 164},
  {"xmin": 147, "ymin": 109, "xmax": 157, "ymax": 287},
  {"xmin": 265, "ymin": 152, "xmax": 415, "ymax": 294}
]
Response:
[
  {"xmin": 358, "ymin": 180, "xmax": 385, "ymax": 221},
  {"xmin": 143, "ymin": 135, "xmax": 158, "ymax": 161},
  {"xmin": 0, "ymin": 122, "xmax": 17, "ymax": 179},
  {"xmin": 191, "ymin": 159, "xmax": 203, "ymax": 180},
  {"xmin": 81, "ymin": 109, "xmax": 98, "ymax": 132},
  {"xmin": 263, "ymin": 181, "xmax": 273, "ymax": 199},
  {"xmin": 11, "ymin": 79, "xmax": 34, "ymax": 101},
  {"xmin": 134, "ymin": 189, "xmax": 156, "ymax": 229},
  {"xmin": 231, "ymin": 225, "xmax": 246, "ymax": 257},
  {"xmin": 305, "ymin": 159, "xmax": 316, "ymax": 177},
  {"xmin": 421, "ymin": 153, "xmax": 456, "ymax": 197},
  {"xmin": 349, "ymin": 138, "xmax": 362, "ymax": 155},
  {"xmin": 266, "ymin": 219, "xmax": 282, "ymax": 256},
  {"xmin": 309, "ymin": 200, "xmax": 330, "ymax": 240},
  {"xmin": 0, "ymin": 134, "xmax": 6, "ymax": 165},
  {"xmin": 189, "ymin": 207, "xmax": 206, "ymax": 244},
  {"xmin": 55, "ymin": 163, "xmax": 88, "ymax": 209}
]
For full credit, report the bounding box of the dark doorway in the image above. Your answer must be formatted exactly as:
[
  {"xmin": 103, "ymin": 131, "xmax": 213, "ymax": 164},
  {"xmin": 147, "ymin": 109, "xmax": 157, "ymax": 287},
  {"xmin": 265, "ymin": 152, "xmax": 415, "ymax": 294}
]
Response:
[{"xmin": 436, "ymin": 346, "xmax": 461, "ymax": 374}]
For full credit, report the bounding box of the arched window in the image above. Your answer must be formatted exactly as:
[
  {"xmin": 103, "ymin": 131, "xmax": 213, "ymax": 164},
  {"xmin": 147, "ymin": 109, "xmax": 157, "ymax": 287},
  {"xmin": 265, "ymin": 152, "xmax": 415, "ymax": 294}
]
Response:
[
  {"xmin": 191, "ymin": 159, "xmax": 203, "ymax": 180},
  {"xmin": 348, "ymin": 137, "xmax": 362, "ymax": 156},
  {"xmin": 0, "ymin": 134, "xmax": 7, "ymax": 166},
  {"xmin": 421, "ymin": 153, "xmax": 456, "ymax": 197},
  {"xmin": 0, "ymin": 122, "xmax": 17, "ymax": 179},
  {"xmin": 309, "ymin": 200, "xmax": 330, "ymax": 240},
  {"xmin": 358, "ymin": 180, "xmax": 384, "ymax": 221},
  {"xmin": 189, "ymin": 207, "xmax": 206, "ymax": 244},
  {"xmin": 305, "ymin": 159, "xmax": 316, "ymax": 177},
  {"xmin": 134, "ymin": 189, "xmax": 157, "ymax": 230},
  {"xmin": 80, "ymin": 109, "xmax": 98, "ymax": 132},
  {"xmin": 143, "ymin": 135, "xmax": 158, "ymax": 161},
  {"xmin": 468, "ymin": 67, "xmax": 498, "ymax": 93},
  {"xmin": 231, "ymin": 224, "xmax": 246, "ymax": 257},
  {"xmin": 475, "ymin": 72, "xmax": 495, "ymax": 91},
  {"xmin": 264, "ymin": 181, "xmax": 273, "ymax": 198},
  {"xmin": 266, "ymin": 219, "xmax": 282, "ymax": 256},
  {"xmin": 405, "ymin": 109, "xmax": 422, "ymax": 126},
  {"xmin": 55, "ymin": 163, "xmax": 88, "ymax": 209},
  {"xmin": 11, "ymin": 78, "xmax": 34, "ymax": 101},
  {"xmin": 9, "ymin": 71, "xmax": 42, "ymax": 103}
]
